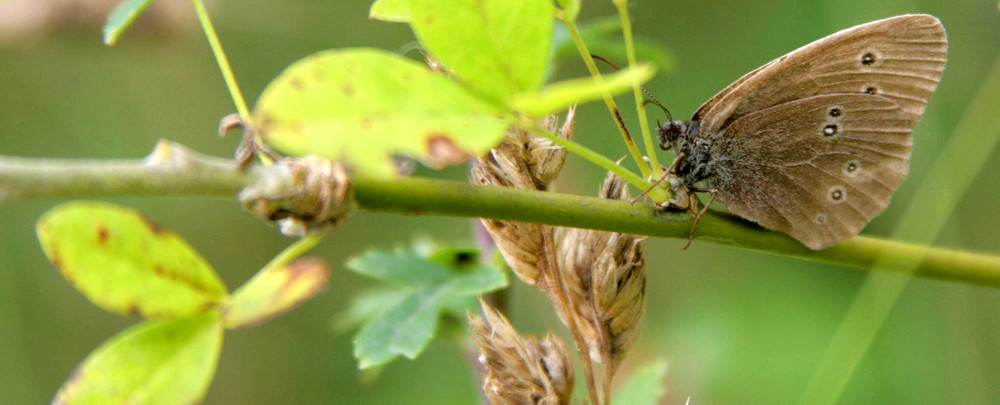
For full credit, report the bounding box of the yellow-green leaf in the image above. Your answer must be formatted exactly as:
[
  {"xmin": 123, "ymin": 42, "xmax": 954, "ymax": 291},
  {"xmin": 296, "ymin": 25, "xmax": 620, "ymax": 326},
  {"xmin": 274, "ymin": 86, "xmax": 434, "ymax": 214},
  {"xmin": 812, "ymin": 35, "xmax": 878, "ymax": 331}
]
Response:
[
  {"xmin": 406, "ymin": 0, "xmax": 553, "ymax": 102},
  {"xmin": 370, "ymin": 0, "xmax": 410, "ymax": 22},
  {"xmin": 36, "ymin": 202, "xmax": 227, "ymax": 319},
  {"xmin": 53, "ymin": 312, "xmax": 224, "ymax": 405},
  {"xmin": 509, "ymin": 63, "xmax": 656, "ymax": 116},
  {"xmin": 222, "ymin": 257, "xmax": 330, "ymax": 329},
  {"xmin": 254, "ymin": 48, "xmax": 514, "ymax": 178}
]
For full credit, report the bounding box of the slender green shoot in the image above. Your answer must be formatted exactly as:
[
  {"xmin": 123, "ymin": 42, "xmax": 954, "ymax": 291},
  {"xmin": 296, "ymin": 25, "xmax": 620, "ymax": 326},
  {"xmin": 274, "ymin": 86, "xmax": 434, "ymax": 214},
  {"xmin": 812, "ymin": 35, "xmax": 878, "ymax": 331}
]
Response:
[
  {"xmin": 260, "ymin": 234, "xmax": 326, "ymax": 271},
  {"xmin": 613, "ymin": 0, "xmax": 665, "ymax": 188},
  {"xmin": 557, "ymin": 11, "xmax": 652, "ymax": 180},
  {"xmin": 191, "ymin": 0, "xmax": 251, "ymax": 120},
  {"xmin": 529, "ymin": 123, "xmax": 663, "ymax": 199}
]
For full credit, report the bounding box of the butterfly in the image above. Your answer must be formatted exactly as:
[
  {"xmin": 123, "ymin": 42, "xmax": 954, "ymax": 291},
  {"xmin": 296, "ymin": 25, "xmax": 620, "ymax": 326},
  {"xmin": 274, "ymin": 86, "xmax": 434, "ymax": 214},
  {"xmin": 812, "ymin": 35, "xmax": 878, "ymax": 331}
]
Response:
[{"xmin": 656, "ymin": 14, "xmax": 947, "ymax": 250}]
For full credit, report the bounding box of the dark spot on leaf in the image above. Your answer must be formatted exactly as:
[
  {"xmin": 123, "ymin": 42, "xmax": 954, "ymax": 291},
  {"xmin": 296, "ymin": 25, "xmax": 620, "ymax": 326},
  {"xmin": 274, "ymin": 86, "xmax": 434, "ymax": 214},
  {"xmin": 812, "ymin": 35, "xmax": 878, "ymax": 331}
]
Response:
[
  {"xmin": 453, "ymin": 251, "xmax": 475, "ymax": 267},
  {"xmin": 360, "ymin": 117, "xmax": 373, "ymax": 130},
  {"xmin": 290, "ymin": 77, "xmax": 305, "ymax": 90},
  {"xmin": 426, "ymin": 134, "xmax": 470, "ymax": 166},
  {"xmin": 154, "ymin": 265, "xmax": 166, "ymax": 275},
  {"xmin": 95, "ymin": 225, "xmax": 108, "ymax": 244},
  {"xmin": 140, "ymin": 215, "xmax": 166, "ymax": 235},
  {"xmin": 342, "ymin": 84, "xmax": 355, "ymax": 97},
  {"xmin": 49, "ymin": 250, "xmax": 63, "ymax": 270},
  {"xmin": 259, "ymin": 113, "xmax": 275, "ymax": 130},
  {"xmin": 125, "ymin": 304, "xmax": 141, "ymax": 316},
  {"xmin": 424, "ymin": 15, "xmax": 434, "ymax": 25},
  {"xmin": 312, "ymin": 68, "xmax": 324, "ymax": 81}
]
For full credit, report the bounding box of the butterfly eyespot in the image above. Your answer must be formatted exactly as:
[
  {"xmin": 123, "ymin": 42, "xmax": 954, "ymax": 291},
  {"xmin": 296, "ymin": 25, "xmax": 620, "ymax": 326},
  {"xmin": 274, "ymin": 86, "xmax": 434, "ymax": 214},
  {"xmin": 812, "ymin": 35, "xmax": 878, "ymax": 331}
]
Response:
[
  {"xmin": 829, "ymin": 108, "xmax": 842, "ymax": 117},
  {"xmin": 864, "ymin": 86, "xmax": 878, "ymax": 95},
  {"xmin": 828, "ymin": 186, "xmax": 847, "ymax": 204},
  {"xmin": 822, "ymin": 124, "xmax": 838, "ymax": 137},
  {"xmin": 843, "ymin": 160, "xmax": 862, "ymax": 177},
  {"xmin": 861, "ymin": 52, "xmax": 876, "ymax": 66},
  {"xmin": 815, "ymin": 214, "xmax": 827, "ymax": 224}
]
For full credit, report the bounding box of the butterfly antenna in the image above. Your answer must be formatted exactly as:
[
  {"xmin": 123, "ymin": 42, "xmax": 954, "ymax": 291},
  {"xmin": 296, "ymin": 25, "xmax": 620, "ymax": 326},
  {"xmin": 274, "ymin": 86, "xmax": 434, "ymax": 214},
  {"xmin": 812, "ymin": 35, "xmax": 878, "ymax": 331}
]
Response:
[{"xmin": 590, "ymin": 54, "xmax": 674, "ymax": 121}]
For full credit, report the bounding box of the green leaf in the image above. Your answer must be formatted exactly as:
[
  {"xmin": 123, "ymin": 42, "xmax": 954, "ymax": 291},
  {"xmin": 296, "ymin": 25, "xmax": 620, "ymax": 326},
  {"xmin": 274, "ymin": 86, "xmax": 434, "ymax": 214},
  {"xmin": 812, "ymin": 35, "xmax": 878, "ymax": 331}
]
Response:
[
  {"xmin": 103, "ymin": 0, "xmax": 158, "ymax": 46},
  {"xmin": 613, "ymin": 361, "xmax": 669, "ymax": 405},
  {"xmin": 334, "ymin": 288, "xmax": 411, "ymax": 332},
  {"xmin": 370, "ymin": 0, "xmax": 410, "ymax": 22},
  {"xmin": 253, "ymin": 48, "xmax": 513, "ymax": 178},
  {"xmin": 222, "ymin": 257, "xmax": 330, "ymax": 329},
  {"xmin": 36, "ymin": 202, "xmax": 227, "ymax": 319},
  {"xmin": 406, "ymin": 0, "xmax": 554, "ymax": 102},
  {"xmin": 53, "ymin": 312, "xmax": 224, "ymax": 405},
  {"xmin": 509, "ymin": 63, "xmax": 656, "ymax": 116},
  {"xmin": 346, "ymin": 244, "xmax": 507, "ymax": 369}
]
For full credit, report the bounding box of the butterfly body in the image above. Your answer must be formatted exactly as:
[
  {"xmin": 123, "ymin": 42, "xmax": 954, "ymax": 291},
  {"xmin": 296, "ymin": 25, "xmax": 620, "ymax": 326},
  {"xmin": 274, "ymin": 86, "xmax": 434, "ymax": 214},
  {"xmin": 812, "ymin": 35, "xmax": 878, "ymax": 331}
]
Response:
[{"xmin": 656, "ymin": 14, "xmax": 947, "ymax": 250}]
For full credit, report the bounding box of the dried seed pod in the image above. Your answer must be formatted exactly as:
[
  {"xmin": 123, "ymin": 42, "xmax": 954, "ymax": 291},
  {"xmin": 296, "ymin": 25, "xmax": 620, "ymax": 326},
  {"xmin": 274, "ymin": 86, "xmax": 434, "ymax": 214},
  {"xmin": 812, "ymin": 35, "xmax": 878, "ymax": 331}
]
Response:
[
  {"xmin": 557, "ymin": 172, "xmax": 646, "ymax": 375},
  {"xmin": 471, "ymin": 159, "xmax": 545, "ymax": 284},
  {"xmin": 240, "ymin": 156, "xmax": 353, "ymax": 236},
  {"xmin": 470, "ymin": 108, "xmax": 574, "ymax": 285},
  {"xmin": 470, "ymin": 302, "xmax": 573, "ymax": 405}
]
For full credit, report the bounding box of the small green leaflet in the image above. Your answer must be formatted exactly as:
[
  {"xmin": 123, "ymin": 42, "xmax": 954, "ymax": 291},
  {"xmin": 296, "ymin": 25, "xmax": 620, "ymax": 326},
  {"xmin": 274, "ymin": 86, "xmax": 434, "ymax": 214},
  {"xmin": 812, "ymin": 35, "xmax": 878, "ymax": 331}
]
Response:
[
  {"xmin": 222, "ymin": 257, "xmax": 331, "ymax": 329},
  {"xmin": 53, "ymin": 312, "xmax": 224, "ymax": 405},
  {"xmin": 345, "ymin": 244, "xmax": 507, "ymax": 369},
  {"xmin": 253, "ymin": 48, "xmax": 513, "ymax": 178},
  {"xmin": 369, "ymin": 0, "xmax": 410, "ymax": 22},
  {"xmin": 36, "ymin": 202, "xmax": 227, "ymax": 319},
  {"xmin": 103, "ymin": 0, "xmax": 158, "ymax": 45}
]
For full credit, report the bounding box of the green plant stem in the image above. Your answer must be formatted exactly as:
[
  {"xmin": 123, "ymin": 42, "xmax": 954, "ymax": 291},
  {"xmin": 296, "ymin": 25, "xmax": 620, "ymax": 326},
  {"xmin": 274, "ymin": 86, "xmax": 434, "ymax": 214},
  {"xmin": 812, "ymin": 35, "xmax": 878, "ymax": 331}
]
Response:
[
  {"xmin": 2, "ymin": 148, "xmax": 999, "ymax": 287},
  {"xmin": 261, "ymin": 234, "xmax": 325, "ymax": 270},
  {"xmin": 530, "ymin": 125, "xmax": 654, "ymax": 195},
  {"xmin": 614, "ymin": 0, "xmax": 664, "ymax": 186},
  {"xmin": 192, "ymin": 0, "xmax": 251, "ymax": 120},
  {"xmin": 559, "ymin": 14, "xmax": 651, "ymax": 180}
]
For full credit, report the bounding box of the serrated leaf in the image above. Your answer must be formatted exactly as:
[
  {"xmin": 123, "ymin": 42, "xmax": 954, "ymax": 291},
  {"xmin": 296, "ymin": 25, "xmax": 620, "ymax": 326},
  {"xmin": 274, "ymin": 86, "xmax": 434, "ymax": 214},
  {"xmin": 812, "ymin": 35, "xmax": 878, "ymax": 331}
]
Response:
[
  {"xmin": 370, "ymin": 0, "xmax": 410, "ymax": 22},
  {"xmin": 510, "ymin": 63, "xmax": 656, "ymax": 116},
  {"xmin": 406, "ymin": 0, "xmax": 553, "ymax": 102},
  {"xmin": 613, "ymin": 361, "xmax": 669, "ymax": 405},
  {"xmin": 346, "ymin": 245, "xmax": 507, "ymax": 369},
  {"xmin": 36, "ymin": 202, "xmax": 227, "ymax": 319},
  {"xmin": 53, "ymin": 312, "xmax": 224, "ymax": 405},
  {"xmin": 103, "ymin": 0, "xmax": 158, "ymax": 46},
  {"xmin": 334, "ymin": 288, "xmax": 411, "ymax": 332},
  {"xmin": 222, "ymin": 257, "xmax": 330, "ymax": 329},
  {"xmin": 254, "ymin": 48, "xmax": 513, "ymax": 178}
]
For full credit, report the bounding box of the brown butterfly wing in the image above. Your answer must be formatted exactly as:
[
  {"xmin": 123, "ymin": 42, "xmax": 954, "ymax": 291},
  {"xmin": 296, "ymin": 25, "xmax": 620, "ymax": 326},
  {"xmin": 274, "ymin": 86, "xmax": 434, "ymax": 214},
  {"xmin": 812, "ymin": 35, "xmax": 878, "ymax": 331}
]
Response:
[
  {"xmin": 707, "ymin": 94, "xmax": 914, "ymax": 249},
  {"xmin": 693, "ymin": 14, "xmax": 947, "ymax": 133}
]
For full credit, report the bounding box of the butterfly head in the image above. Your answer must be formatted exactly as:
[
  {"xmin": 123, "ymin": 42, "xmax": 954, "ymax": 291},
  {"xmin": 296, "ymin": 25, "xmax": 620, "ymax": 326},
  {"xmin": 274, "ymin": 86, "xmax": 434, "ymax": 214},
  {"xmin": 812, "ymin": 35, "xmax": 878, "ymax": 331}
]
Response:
[{"xmin": 656, "ymin": 120, "xmax": 698, "ymax": 151}]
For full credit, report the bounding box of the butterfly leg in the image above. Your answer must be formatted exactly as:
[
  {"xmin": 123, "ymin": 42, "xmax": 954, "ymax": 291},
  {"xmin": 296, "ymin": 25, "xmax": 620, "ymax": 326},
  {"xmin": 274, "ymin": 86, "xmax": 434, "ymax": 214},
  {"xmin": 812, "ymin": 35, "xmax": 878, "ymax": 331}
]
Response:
[
  {"xmin": 631, "ymin": 152, "xmax": 685, "ymax": 205},
  {"xmin": 683, "ymin": 187, "xmax": 718, "ymax": 250}
]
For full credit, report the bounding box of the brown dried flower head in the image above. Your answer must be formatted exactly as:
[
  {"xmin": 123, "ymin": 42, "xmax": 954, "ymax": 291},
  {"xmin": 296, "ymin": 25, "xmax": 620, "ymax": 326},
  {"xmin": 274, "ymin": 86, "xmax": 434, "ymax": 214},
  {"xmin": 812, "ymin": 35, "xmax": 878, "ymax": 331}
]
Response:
[
  {"xmin": 470, "ymin": 302, "xmax": 573, "ymax": 405},
  {"xmin": 557, "ymin": 172, "xmax": 647, "ymax": 374},
  {"xmin": 470, "ymin": 108, "xmax": 575, "ymax": 285}
]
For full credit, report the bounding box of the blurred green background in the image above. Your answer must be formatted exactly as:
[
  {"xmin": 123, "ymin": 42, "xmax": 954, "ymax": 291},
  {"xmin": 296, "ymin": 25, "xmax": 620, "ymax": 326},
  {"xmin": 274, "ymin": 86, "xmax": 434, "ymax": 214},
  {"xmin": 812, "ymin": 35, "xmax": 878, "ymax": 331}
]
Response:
[{"xmin": 2, "ymin": 0, "xmax": 1000, "ymax": 403}]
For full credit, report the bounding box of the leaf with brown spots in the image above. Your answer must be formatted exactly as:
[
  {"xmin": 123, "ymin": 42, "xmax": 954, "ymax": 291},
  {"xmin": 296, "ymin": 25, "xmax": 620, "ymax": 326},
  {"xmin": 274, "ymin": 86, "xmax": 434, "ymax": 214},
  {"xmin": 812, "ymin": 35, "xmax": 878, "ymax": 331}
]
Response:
[
  {"xmin": 221, "ymin": 257, "xmax": 330, "ymax": 329},
  {"xmin": 53, "ymin": 312, "xmax": 223, "ymax": 405},
  {"xmin": 36, "ymin": 202, "xmax": 227, "ymax": 319},
  {"xmin": 253, "ymin": 48, "xmax": 513, "ymax": 178}
]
